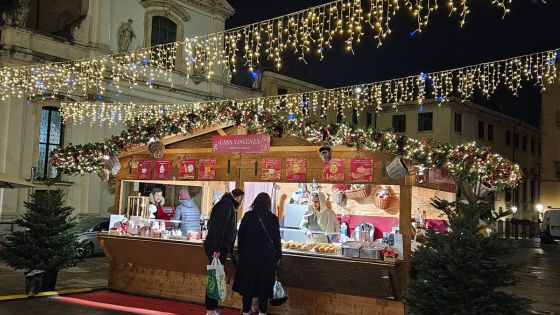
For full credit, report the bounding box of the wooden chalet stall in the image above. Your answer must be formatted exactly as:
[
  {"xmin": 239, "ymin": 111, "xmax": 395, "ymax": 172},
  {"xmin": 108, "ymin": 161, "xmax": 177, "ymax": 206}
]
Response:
[{"xmin": 98, "ymin": 125, "xmax": 456, "ymax": 315}]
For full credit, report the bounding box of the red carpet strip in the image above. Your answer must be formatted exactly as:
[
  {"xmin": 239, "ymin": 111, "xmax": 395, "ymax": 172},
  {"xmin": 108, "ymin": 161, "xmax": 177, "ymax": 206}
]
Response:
[{"xmin": 54, "ymin": 290, "xmax": 239, "ymax": 315}]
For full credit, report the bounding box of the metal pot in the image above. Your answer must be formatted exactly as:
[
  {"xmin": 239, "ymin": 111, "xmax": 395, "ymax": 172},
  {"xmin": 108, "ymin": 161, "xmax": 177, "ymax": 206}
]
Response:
[{"xmin": 352, "ymin": 223, "xmax": 375, "ymax": 242}]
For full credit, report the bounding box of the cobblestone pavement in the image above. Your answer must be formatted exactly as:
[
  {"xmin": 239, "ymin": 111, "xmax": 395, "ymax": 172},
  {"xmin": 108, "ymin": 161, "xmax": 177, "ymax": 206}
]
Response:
[
  {"xmin": 0, "ymin": 256, "xmax": 108, "ymax": 296},
  {"xmin": 503, "ymin": 239, "xmax": 560, "ymax": 314}
]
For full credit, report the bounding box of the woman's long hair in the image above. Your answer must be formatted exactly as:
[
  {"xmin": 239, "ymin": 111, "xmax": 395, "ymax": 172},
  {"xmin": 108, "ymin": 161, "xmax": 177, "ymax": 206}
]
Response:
[{"xmin": 251, "ymin": 192, "xmax": 272, "ymax": 212}]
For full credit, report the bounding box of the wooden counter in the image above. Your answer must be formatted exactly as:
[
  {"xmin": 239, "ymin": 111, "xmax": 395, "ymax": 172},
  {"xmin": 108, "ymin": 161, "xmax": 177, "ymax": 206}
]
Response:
[{"xmin": 99, "ymin": 233, "xmax": 405, "ymax": 315}]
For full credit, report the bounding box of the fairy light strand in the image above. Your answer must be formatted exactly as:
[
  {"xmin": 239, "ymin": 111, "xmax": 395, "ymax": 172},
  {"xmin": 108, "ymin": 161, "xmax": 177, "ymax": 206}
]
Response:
[
  {"xmin": 60, "ymin": 48, "xmax": 558, "ymax": 126},
  {"xmin": 0, "ymin": 0, "xmax": 518, "ymax": 100}
]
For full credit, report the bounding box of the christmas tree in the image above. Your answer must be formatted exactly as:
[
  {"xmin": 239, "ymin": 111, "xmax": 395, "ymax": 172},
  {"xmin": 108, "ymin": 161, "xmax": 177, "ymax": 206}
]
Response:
[
  {"xmin": 1, "ymin": 190, "xmax": 83, "ymax": 292},
  {"xmin": 403, "ymin": 182, "xmax": 531, "ymax": 314}
]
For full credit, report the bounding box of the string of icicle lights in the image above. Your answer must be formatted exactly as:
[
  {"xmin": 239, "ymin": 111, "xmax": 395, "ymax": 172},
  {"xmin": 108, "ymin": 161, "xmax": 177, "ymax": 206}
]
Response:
[
  {"xmin": 60, "ymin": 48, "xmax": 559, "ymax": 126},
  {"xmin": 0, "ymin": 0, "xmax": 522, "ymax": 100}
]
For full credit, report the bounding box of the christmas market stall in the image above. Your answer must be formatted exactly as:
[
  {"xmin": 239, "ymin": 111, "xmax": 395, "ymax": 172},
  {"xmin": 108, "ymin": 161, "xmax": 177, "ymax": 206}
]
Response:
[{"xmin": 52, "ymin": 103, "xmax": 521, "ymax": 315}]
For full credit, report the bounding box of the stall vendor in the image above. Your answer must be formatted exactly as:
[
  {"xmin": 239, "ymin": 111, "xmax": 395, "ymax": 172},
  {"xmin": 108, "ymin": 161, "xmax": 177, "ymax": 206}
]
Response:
[
  {"xmin": 148, "ymin": 188, "xmax": 165, "ymax": 219},
  {"xmin": 172, "ymin": 189, "xmax": 201, "ymax": 234},
  {"xmin": 300, "ymin": 192, "xmax": 340, "ymax": 243}
]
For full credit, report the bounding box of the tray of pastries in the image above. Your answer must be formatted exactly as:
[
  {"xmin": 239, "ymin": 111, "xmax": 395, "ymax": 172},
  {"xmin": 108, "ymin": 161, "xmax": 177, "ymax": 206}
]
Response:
[{"xmin": 281, "ymin": 240, "xmax": 340, "ymax": 254}]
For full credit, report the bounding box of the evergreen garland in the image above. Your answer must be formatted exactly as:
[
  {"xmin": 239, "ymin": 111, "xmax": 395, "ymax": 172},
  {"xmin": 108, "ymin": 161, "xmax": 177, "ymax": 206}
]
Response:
[{"xmin": 51, "ymin": 105, "xmax": 522, "ymax": 190}]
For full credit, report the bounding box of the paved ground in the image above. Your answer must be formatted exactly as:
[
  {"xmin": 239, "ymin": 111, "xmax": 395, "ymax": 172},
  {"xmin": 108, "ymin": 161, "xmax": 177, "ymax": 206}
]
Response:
[
  {"xmin": 503, "ymin": 239, "xmax": 560, "ymax": 314},
  {"xmin": 0, "ymin": 256, "xmax": 108, "ymax": 296},
  {"xmin": 0, "ymin": 239, "xmax": 558, "ymax": 314}
]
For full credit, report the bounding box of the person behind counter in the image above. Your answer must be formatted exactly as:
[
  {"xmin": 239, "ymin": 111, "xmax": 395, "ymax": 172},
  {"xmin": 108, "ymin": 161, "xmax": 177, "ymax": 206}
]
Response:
[
  {"xmin": 148, "ymin": 188, "xmax": 165, "ymax": 219},
  {"xmin": 300, "ymin": 192, "xmax": 340, "ymax": 243},
  {"xmin": 233, "ymin": 192, "xmax": 281, "ymax": 315},
  {"xmin": 172, "ymin": 189, "xmax": 201, "ymax": 235},
  {"xmin": 203, "ymin": 189, "xmax": 245, "ymax": 315}
]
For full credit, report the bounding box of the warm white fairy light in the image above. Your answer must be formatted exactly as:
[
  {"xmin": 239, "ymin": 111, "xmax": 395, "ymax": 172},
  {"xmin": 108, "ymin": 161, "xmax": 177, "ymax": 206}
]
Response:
[
  {"xmin": 60, "ymin": 48, "xmax": 559, "ymax": 125},
  {"xmin": 0, "ymin": 0, "xmax": 517, "ymax": 100}
]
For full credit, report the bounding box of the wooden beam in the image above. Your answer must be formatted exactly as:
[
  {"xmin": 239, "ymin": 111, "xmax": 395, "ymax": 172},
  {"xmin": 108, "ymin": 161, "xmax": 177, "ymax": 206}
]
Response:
[
  {"xmin": 217, "ymin": 129, "xmax": 227, "ymax": 136},
  {"xmin": 161, "ymin": 145, "xmax": 365, "ymax": 155},
  {"xmin": 119, "ymin": 123, "xmax": 234, "ymax": 158}
]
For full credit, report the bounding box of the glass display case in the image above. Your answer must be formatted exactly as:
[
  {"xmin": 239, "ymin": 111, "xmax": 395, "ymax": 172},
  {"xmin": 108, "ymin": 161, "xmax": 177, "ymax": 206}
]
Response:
[{"xmin": 108, "ymin": 218, "xmax": 206, "ymax": 242}]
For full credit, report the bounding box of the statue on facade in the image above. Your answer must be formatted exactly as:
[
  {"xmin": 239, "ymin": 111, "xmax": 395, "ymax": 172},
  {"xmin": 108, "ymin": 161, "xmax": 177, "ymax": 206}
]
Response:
[
  {"xmin": 117, "ymin": 19, "xmax": 135, "ymax": 52},
  {"xmin": 1, "ymin": 0, "xmax": 30, "ymax": 28}
]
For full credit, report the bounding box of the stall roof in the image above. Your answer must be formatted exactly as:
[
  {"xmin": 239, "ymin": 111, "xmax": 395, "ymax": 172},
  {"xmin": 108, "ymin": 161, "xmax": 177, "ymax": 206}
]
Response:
[{"xmin": 119, "ymin": 123, "xmax": 234, "ymax": 158}]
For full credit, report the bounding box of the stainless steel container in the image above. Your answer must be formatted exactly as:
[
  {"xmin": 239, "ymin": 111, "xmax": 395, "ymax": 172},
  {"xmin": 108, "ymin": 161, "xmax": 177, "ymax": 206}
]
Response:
[
  {"xmin": 352, "ymin": 223, "xmax": 375, "ymax": 242},
  {"xmin": 341, "ymin": 241, "xmax": 363, "ymax": 258},
  {"xmin": 359, "ymin": 242, "xmax": 386, "ymax": 260}
]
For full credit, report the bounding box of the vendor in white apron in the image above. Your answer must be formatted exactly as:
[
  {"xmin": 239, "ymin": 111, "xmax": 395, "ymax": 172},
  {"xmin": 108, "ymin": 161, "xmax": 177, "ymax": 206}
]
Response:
[{"xmin": 300, "ymin": 192, "xmax": 340, "ymax": 243}]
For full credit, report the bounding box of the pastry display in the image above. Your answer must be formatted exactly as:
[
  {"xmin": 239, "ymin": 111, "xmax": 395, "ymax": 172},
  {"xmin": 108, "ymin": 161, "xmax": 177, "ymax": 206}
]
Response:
[
  {"xmin": 313, "ymin": 243, "xmax": 340, "ymax": 254},
  {"xmin": 281, "ymin": 240, "xmax": 340, "ymax": 254}
]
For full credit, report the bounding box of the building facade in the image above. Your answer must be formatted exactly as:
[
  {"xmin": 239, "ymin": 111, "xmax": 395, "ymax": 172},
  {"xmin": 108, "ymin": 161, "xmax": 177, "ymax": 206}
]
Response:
[
  {"xmin": 540, "ymin": 69, "xmax": 560, "ymax": 210},
  {"xmin": 375, "ymin": 99, "xmax": 541, "ymax": 220},
  {"xmin": 0, "ymin": 0, "xmax": 263, "ymax": 219}
]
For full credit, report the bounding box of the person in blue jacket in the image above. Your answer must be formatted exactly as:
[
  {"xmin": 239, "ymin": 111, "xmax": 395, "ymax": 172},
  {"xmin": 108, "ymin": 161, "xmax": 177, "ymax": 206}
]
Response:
[{"xmin": 172, "ymin": 189, "xmax": 201, "ymax": 234}]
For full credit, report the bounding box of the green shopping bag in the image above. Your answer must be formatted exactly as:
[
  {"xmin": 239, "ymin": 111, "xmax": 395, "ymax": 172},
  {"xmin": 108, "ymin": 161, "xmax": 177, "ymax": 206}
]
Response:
[{"xmin": 206, "ymin": 258, "xmax": 226, "ymax": 301}]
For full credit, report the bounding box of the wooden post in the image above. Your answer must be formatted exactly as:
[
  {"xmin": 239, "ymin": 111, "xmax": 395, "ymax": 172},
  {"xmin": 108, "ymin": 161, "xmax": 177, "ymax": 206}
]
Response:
[
  {"xmin": 399, "ymin": 185, "xmax": 412, "ymax": 288},
  {"xmin": 201, "ymin": 181, "xmax": 210, "ymax": 217}
]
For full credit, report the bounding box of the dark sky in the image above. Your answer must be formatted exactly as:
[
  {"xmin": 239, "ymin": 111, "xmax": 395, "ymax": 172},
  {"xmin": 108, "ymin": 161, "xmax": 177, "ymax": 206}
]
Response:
[{"xmin": 225, "ymin": 0, "xmax": 560, "ymax": 127}]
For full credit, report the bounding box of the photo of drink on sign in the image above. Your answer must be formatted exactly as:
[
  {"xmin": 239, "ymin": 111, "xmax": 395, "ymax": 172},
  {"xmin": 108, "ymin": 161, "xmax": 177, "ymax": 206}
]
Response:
[
  {"xmin": 136, "ymin": 160, "xmax": 152, "ymax": 179},
  {"xmin": 179, "ymin": 159, "xmax": 196, "ymax": 179},
  {"xmin": 350, "ymin": 158, "xmax": 373, "ymax": 183},
  {"xmin": 286, "ymin": 158, "xmax": 307, "ymax": 181},
  {"xmin": 198, "ymin": 159, "xmax": 216, "ymax": 180},
  {"xmin": 154, "ymin": 160, "xmax": 170, "ymax": 179},
  {"xmin": 322, "ymin": 159, "xmax": 344, "ymax": 182},
  {"xmin": 262, "ymin": 158, "xmax": 281, "ymax": 181}
]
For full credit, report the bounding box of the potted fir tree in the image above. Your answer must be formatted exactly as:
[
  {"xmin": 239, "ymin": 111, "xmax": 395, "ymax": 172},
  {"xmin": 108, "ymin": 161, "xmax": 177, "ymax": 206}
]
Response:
[
  {"xmin": 403, "ymin": 181, "xmax": 531, "ymax": 314},
  {"xmin": 0, "ymin": 190, "xmax": 83, "ymax": 293}
]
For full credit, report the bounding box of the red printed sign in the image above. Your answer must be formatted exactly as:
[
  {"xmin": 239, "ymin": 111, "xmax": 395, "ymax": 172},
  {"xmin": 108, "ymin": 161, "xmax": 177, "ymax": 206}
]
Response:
[
  {"xmin": 136, "ymin": 160, "xmax": 152, "ymax": 179},
  {"xmin": 286, "ymin": 158, "xmax": 307, "ymax": 181},
  {"xmin": 350, "ymin": 158, "xmax": 373, "ymax": 183},
  {"xmin": 262, "ymin": 158, "xmax": 281, "ymax": 181},
  {"xmin": 198, "ymin": 159, "xmax": 216, "ymax": 180},
  {"xmin": 154, "ymin": 160, "xmax": 170, "ymax": 179},
  {"xmin": 179, "ymin": 160, "xmax": 196, "ymax": 179},
  {"xmin": 322, "ymin": 159, "xmax": 345, "ymax": 182},
  {"xmin": 429, "ymin": 168, "xmax": 457, "ymax": 191},
  {"xmin": 212, "ymin": 135, "xmax": 270, "ymax": 153}
]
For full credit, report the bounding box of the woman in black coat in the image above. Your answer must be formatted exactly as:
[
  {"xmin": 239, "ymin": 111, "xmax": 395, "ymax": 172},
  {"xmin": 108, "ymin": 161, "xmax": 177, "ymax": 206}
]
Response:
[{"xmin": 233, "ymin": 192, "xmax": 282, "ymax": 315}]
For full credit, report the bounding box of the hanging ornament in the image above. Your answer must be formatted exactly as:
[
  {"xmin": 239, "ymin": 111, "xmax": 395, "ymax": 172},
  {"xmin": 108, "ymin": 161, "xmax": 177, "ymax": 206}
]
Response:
[
  {"xmin": 148, "ymin": 140, "xmax": 165, "ymax": 159},
  {"xmin": 319, "ymin": 141, "xmax": 332, "ymax": 162},
  {"xmin": 97, "ymin": 169, "xmax": 110, "ymax": 181},
  {"xmin": 104, "ymin": 155, "xmax": 121, "ymax": 175},
  {"xmin": 386, "ymin": 156, "xmax": 410, "ymax": 180}
]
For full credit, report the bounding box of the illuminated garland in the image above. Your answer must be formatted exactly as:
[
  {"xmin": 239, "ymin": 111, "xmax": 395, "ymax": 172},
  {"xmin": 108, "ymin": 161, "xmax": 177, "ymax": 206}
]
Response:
[
  {"xmin": 52, "ymin": 103, "xmax": 522, "ymax": 190},
  {"xmin": 60, "ymin": 48, "xmax": 559, "ymax": 126},
  {"xmin": 0, "ymin": 0, "xmax": 519, "ymax": 100}
]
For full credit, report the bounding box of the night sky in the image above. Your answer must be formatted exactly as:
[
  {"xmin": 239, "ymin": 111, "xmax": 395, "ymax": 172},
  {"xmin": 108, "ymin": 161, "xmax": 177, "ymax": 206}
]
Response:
[{"xmin": 226, "ymin": 0, "xmax": 560, "ymax": 127}]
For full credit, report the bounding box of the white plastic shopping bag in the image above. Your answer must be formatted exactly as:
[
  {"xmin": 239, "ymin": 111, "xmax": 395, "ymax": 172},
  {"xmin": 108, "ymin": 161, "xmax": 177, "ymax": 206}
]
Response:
[{"xmin": 206, "ymin": 258, "xmax": 227, "ymax": 301}]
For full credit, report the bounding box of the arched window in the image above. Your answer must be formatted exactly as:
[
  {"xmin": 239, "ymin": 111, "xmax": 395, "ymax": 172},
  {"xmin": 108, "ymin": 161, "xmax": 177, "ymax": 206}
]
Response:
[
  {"xmin": 37, "ymin": 106, "xmax": 63, "ymax": 179},
  {"xmin": 150, "ymin": 16, "xmax": 177, "ymax": 46}
]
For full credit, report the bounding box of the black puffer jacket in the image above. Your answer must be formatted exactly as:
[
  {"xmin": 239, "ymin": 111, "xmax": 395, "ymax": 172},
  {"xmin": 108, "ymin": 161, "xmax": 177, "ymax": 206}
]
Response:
[{"xmin": 204, "ymin": 193, "xmax": 239, "ymax": 256}]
